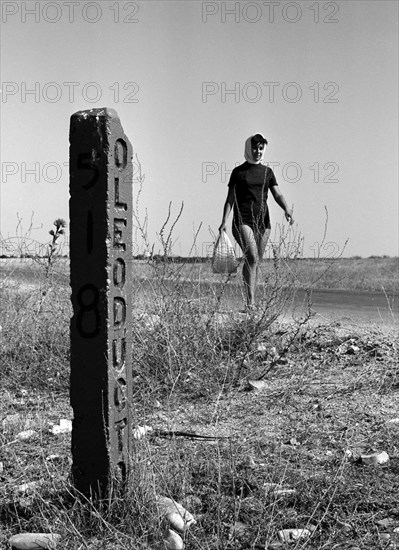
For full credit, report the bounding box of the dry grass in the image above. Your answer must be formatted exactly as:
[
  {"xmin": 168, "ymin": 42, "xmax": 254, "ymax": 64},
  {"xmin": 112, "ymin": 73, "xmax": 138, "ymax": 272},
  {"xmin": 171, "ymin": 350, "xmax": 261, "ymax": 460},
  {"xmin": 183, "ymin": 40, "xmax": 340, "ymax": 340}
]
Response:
[{"xmin": 1, "ymin": 251, "xmax": 398, "ymax": 549}]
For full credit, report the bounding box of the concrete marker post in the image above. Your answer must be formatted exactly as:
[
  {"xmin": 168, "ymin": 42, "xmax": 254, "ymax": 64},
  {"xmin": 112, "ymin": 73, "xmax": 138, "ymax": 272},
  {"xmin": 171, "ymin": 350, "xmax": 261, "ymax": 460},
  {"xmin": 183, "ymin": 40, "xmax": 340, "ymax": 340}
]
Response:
[{"xmin": 69, "ymin": 107, "xmax": 133, "ymax": 498}]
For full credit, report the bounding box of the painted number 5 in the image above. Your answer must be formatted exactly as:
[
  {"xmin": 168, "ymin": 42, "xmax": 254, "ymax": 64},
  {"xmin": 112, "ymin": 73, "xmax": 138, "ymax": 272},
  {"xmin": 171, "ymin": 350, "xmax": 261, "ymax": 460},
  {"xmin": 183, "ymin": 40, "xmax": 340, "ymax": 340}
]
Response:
[{"xmin": 77, "ymin": 152, "xmax": 100, "ymax": 190}]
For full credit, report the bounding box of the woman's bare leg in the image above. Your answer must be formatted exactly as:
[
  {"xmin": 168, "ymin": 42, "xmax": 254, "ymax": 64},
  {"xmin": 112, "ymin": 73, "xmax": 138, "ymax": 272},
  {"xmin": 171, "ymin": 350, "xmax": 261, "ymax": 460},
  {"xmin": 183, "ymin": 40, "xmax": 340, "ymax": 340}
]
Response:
[
  {"xmin": 257, "ymin": 228, "xmax": 271, "ymax": 260},
  {"xmin": 256, "ymin": 228, "xmax": 271, "ymax": 284},
  {"xmin": 233, "ymin": 224, "xmax": 258, "ymax": 307}
]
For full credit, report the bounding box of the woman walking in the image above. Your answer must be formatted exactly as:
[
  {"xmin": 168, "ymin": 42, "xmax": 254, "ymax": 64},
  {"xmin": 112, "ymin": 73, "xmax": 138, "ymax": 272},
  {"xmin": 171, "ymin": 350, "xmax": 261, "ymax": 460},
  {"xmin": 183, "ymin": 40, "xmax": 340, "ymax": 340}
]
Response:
[{"xmin": 219, "ymin": 133, "xmax": 294, "ymax": 309}]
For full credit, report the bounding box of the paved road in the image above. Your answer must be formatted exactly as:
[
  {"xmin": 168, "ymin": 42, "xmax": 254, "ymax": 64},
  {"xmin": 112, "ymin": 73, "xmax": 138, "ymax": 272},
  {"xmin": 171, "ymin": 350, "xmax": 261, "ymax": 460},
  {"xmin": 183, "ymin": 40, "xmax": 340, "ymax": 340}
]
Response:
[
  {"xmin": 139, "ymin": 278, "xmax": 398, "ymax": 327},
  {"xmin": 298, "ymin": 289, "xmax": 398, "ymax": 326}
]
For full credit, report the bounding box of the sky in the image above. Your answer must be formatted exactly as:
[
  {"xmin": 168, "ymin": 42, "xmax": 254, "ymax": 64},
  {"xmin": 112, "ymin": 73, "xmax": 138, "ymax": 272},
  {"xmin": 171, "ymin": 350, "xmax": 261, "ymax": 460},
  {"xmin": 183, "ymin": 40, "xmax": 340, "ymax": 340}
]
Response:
[{"xmin": 1, "ymin": 0, "xmax": 398, "ymax": 258}]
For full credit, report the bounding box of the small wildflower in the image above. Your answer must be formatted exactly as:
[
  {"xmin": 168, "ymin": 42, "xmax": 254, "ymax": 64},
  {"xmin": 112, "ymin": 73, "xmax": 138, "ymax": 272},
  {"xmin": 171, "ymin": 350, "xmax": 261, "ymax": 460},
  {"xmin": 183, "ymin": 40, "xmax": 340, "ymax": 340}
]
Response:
[{"xmin": 54, "ymin": 218, "xmax": 67, "ymax": 229}]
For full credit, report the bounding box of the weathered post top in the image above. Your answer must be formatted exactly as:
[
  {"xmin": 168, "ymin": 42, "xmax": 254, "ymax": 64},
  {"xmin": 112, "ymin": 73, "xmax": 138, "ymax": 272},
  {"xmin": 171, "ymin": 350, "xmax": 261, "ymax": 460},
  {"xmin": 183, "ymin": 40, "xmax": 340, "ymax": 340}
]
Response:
[{"xmin": 69, "ymin": 108, "xmax": 133, "ymax": 498}]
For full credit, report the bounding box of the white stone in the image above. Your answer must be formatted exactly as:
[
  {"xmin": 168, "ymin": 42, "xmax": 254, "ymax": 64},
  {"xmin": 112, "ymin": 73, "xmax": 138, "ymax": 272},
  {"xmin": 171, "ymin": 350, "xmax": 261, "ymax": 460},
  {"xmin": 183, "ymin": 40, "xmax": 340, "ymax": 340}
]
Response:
[
  {"xmin": 16, "ymin": 481, "xmax": 40, "ymax": 494},
  {"xmin": 157, "ymin": 496, "xmax": 196, "ymax": 528},
  {"xmin": 264, "ymin": 482, "xmax": 280, "ymax": 493},
  {"xmin": 46, "ymin": 455, "xmax": 61, "ymax": 462},
  {"xmin": 17, "ymin": 430, "xmax": 37, "ymax": 441},
  {"xmin": 346, "ymin": 345, "xmax": 360, "ymax": 354},
  {"xmin": 8, "ymin": 533, "xmax": 61, "ymax": 549},
  {"xmin": 273, "ymin": 488, "xmax": 297, "ymax": 497},
  {"xmin": 247, "ymin": 380, "xmax": 268, "ymax": 391},
  {"xmin": 163, "ymin": 529, "xmax": 184, "ymax": 550},
  {"xmin": 278, "ymin": 529, "xmax": 311, "ymax": 543},
  {"xmin": 166, "ymin": 512, "xmax": 186, "ymax": 533},
  {"xmin": 50, "ymin": 419, "xmax": 72, "ymax": 435},
  {"xmin": 132, "ymin": 425, "xmax": 153, "ymax": 439},
  {"xmin": 361, "ymin": 451, "xmax": 389, "ymax": 465}
]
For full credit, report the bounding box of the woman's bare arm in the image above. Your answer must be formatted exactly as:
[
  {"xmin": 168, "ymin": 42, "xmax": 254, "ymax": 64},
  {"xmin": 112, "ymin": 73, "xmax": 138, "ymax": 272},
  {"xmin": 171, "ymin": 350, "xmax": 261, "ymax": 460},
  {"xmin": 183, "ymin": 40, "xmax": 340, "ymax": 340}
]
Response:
[
  {"xmin": 219, "ymin": 186, "xmax": 235, "ymax": 232},
  {"xmin": 270, "ymin": 185, "xmax": 294, "ymax": 224}
]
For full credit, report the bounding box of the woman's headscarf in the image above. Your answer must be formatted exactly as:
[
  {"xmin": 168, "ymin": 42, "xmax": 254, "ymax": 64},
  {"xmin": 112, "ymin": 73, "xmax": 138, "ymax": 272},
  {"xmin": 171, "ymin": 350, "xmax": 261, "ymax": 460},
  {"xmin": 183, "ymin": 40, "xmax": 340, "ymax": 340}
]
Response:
[{"xmin": 244, "ymin": 133, "xmax": 268, "ymax": 164}]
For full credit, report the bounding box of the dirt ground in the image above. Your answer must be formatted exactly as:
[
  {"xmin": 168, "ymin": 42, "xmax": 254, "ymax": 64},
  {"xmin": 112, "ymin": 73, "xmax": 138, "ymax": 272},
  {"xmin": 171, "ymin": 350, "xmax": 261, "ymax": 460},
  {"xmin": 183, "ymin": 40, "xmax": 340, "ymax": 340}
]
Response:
[{"xmin": 1, "ymin": 317, "xmax": 398, "ymax": 549}]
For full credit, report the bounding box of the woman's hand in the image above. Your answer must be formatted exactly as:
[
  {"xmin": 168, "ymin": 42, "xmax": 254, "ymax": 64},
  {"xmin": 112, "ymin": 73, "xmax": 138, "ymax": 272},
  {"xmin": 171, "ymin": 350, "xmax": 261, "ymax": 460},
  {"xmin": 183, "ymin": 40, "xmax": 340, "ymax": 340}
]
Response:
[
  {"xmin": 285, "ymin": 211, "xmax": 294, "ymax": 225},
  {"xmin": 218, "ymin": 222, "xmax": 227, "ymax": 233}
]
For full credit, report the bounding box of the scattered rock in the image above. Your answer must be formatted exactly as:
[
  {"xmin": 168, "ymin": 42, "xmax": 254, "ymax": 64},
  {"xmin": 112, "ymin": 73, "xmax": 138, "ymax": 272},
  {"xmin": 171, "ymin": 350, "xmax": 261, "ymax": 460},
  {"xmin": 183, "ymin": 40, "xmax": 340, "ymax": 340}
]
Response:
[
  {"xmin": 157, "ymin": 496, "xmax": 196, "ymax": 531},
  {"xmin": 264, "ymin": 482, "xmax": 280, "ymax": 493},
  {"xmin": 132, "ymin": 425, "xmax": 153, "ymax": 440},
  {"xmin": 273, "ymin": 488, "xmax": 297, "ymax": 497},
  {"xmin": 50, "ymin": 419, "xmax": 72, "ymax": 435},
  {"xmin": 0, "ymin": 461, "xmax": 3, "ymax": 474},
  {"xmin": 46, "ymin": 455, "xmax": 62, "ymax": 462},
  {"xmin": 16, "ymin": 430, "xmax": 37, "ymax": 441},
  {"xmin": 278, "ymin": 528, "xmax": 310, "ymax": 543},
  {"xmin": 376, "ymin": 518, "xmax": 395, "ymax": 528},
  {"xmin": 283, "ymin": 437, "xmax": 300, "ymax": 447},
  {"xmin": 346, "ymin": 345, "xmax": 360, "ymax": 355},
  {"xmin": 256, "ymin": 343, "xmax": 268, "ymax": 354},
  {"xmin": 8, "ymin": 532, "xmax": 61, "ymax": 549},
  {"xmin": 166, "ymin": 512, "xmax": 189, "ymax": 533},
  {"xmin": 16, "ymin": 481, "xmax": 41, "ymax": 494},
  {"xmin": 361, "ymin": 451, "xmax": 389, "ymax": 466},
  {"xmin": 163, "ymin": 529, "xmax": 184, "ymax": 550},
  {"xmin": 264, "ymin": 483, "xmax": 297, "ymax": 497},
  {"xmin": 247, "ymin": 380, "xmax": 268, "ymax": 391},
  {"xmin": 380, "ymin": 533, "xmax": 391, "ymax": 542}
]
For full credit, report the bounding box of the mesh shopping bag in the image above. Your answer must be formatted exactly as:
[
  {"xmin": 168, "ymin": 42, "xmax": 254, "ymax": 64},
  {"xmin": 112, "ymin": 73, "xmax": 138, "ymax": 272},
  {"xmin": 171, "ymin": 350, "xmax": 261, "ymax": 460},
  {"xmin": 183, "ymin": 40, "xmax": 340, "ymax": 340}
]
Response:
[{"xmin": 211, "ymin": 231, "xmax": 238, "ymax": 274}]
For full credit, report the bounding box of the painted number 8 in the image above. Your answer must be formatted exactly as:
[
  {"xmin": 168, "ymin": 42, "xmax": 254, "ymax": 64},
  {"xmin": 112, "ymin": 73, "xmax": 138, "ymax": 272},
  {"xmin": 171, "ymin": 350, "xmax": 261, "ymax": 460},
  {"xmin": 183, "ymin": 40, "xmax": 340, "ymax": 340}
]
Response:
[{"xmin": 76, "ymin": 284, "xmax": 101, "ymax": 338}]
